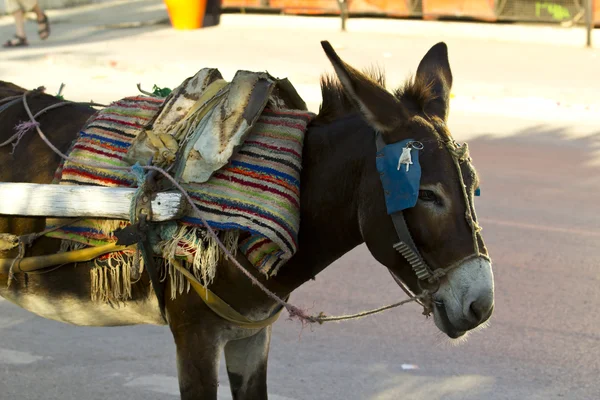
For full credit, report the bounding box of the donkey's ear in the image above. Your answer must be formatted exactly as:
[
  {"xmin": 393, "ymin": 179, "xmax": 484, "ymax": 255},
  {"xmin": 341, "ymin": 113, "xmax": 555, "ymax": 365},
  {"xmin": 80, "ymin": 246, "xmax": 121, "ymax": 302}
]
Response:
[
  {"xmin": 415, "ymin": 42, "xmax": 453, "ymax": 120},
  {"xmin": 321, "ymin": 41, "xmax": 404, "ymax": 133}
]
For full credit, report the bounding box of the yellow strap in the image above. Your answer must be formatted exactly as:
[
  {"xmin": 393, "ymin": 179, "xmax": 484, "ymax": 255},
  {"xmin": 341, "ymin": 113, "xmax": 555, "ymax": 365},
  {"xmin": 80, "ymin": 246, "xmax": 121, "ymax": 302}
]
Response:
[
  {"xmin": 144, "ymin": 130, "xmax": 172, "ymax": 152},
  {"xmin": 171, "ymin": 79, "xmax": 230, "ymax": 141},
  {"xmin": 0, "ymin": 243, "xmax": 133, "ymax": 274},
  {"xmin": 0, "ymin": 239, "xmax": 281, "ymax": 329},
  {"xmin": 171, "ymin": 259, "xmax": 284, "ymax": 329},
  {"xmin": 185, "ymin": 79, "xmax": 230, "ymax": 117}
]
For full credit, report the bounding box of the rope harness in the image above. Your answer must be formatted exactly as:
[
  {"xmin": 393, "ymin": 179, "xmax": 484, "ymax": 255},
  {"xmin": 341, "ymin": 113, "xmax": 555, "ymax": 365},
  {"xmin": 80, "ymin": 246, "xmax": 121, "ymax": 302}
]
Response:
[{"xmin": 0, "ymin": 88, "xmax": 487, "ymax": 327}]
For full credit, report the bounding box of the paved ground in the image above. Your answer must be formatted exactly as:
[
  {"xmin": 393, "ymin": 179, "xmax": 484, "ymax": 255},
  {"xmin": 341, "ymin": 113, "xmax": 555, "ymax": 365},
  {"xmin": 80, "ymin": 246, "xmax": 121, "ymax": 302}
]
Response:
[{"xmin": 1, "ymin": 1, "xmax": 599, "ymax": 399}]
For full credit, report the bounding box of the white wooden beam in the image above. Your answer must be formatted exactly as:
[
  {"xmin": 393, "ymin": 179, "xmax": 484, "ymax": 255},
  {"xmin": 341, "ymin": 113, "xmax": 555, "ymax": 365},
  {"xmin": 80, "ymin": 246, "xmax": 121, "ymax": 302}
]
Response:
[{"xmin": 0, "ymin": 183, "xmax": 188, "ymax": 221}]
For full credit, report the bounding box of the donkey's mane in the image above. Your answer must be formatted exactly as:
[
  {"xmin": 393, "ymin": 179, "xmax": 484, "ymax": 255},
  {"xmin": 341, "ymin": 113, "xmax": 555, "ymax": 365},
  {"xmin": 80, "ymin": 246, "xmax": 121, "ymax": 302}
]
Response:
[{"xmin": 314, "ymin": 67, "xmax": 437, "ymax": 125}]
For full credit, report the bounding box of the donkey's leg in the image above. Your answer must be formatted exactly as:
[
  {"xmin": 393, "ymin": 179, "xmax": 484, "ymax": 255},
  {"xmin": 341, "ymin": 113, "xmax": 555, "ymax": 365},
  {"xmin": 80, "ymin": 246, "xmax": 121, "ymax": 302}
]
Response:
[
  {"xmin": 224, "ymin": 325, "xmax": 272, "ymax": 400},
  {"xmin": 170, "ymin": 322, "xmax": 223, "ymax": 400}
]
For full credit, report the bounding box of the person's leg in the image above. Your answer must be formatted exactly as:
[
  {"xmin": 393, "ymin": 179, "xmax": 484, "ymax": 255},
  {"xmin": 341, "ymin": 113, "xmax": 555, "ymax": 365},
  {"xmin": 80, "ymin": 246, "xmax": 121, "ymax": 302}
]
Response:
[
  {"xmin": 32, "ymin": 2, "xmax": 50, "ymax": 40},
  {"xmin": 2, "ymin": 6, "xmax": 28, "ymax": 48},
  {"xmin": 13, "ymin": 9, "xmax": 26, "ymax": 38}
]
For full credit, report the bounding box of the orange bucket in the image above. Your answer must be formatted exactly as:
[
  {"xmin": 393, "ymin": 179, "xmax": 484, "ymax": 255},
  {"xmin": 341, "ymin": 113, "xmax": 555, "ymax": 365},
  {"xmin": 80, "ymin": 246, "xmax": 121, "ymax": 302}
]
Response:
[{"xmin": 164, "ymin": 0, "xmax": 208, "ymax": 30}]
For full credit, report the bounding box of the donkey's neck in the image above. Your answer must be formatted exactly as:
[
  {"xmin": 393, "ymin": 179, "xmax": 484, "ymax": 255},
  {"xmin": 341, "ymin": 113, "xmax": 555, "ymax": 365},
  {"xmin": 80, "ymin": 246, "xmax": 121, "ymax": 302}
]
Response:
[{"xmin": 274, "ymin": 114, "xmax": 373, "ymax": 290}]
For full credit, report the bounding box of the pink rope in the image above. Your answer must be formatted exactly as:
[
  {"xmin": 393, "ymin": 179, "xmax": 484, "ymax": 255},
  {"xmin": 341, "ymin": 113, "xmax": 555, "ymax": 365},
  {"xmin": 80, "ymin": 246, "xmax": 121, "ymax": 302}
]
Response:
[
  {"xmin": 1, "ymin": 97, "xmax": 106, "ymax": 151},
  {"xmin": 10, "ymin": 121, "xmax": 39, "ymax": 154}
]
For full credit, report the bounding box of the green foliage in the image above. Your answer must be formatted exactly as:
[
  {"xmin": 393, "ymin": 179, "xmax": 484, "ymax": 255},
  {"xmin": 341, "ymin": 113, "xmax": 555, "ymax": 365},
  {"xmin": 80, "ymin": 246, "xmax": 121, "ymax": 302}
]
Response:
[{"xmin": 152, "ymin": 85, "xmax": 172, "ymax": 98}]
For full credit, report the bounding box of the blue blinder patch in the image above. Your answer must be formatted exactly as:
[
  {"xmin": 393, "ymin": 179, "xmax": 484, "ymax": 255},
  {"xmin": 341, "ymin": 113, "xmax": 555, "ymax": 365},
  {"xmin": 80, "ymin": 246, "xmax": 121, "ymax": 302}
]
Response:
[{"xmin": 376, "ymin": 138, "xmax": 422, "ymax": 215}]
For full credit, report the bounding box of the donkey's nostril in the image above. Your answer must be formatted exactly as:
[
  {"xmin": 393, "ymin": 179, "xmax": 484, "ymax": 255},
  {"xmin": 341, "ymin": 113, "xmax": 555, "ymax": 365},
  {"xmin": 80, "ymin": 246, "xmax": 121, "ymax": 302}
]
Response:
[
  {"xmin": 468, "ymin": 297, "xmax": 493, "ymax": 323},
  {"xmin": 470, "ymin": 302, "xmax": 482, "ymax": 321}
]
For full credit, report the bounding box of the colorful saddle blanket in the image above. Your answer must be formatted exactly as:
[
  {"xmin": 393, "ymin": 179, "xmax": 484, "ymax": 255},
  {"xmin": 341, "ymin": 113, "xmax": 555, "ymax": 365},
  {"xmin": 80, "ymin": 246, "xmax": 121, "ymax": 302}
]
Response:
[{"xmin": 46, "ymin": 95, "xmax": 313, "ymax": 284}]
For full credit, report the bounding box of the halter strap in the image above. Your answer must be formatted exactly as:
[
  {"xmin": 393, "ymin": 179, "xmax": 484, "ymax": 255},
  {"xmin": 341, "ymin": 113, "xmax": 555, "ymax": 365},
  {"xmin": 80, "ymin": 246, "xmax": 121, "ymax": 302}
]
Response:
[{"xmin": 375, "ymin": 134, "xmax": 435, "ymax": 281}]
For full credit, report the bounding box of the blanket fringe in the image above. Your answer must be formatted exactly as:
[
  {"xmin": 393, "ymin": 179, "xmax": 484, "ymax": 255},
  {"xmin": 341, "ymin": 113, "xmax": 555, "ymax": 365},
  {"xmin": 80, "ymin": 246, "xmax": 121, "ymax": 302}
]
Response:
[
  {"xmin": 157, "ymin": 226, "xmax": 239, "ymax": 297},
  {"xmin": 90, "ymin": 249, "xmax": 138, "ymax": 304},
  {"xmin": 77, "ymin": 227, "xmax": 240, "ymax": 304},
  {"xmin": 57, "ymin": 238, "xmax": 135, "ymax": 306}
]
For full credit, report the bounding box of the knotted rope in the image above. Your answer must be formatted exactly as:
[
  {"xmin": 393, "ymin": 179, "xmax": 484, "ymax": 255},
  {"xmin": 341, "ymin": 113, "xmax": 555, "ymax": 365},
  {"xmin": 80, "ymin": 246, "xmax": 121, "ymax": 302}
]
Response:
[
  {"xmin": 444, "ymin": 139, "xmax": 484, "ymax": 256},
  {"xmin": 0, "ymin": 87, "xmax": 106, "ymax": 153}
]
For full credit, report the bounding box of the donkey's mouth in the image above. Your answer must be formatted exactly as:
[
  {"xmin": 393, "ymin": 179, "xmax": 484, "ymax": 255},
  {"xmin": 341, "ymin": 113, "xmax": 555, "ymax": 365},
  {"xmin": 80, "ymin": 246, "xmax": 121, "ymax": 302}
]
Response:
[{"xmin": 434, "ymin": 300, "xmax": 466, "ymax": 339}]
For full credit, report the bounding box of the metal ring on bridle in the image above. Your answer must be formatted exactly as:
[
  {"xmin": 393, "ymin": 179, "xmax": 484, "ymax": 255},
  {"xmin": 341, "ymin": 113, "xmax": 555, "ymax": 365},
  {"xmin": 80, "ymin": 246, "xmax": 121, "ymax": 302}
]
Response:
[
  {"xmin": 407, "ymin": 140, "xmax": 424, "ymax": 150},
  {"xmin": 418, "ymin": 276, "xmax": 441, "ymax": 294}
]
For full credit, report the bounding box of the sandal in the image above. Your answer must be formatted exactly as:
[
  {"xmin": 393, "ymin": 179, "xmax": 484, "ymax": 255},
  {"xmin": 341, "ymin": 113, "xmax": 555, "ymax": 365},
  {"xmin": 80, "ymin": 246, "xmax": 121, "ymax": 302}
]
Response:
[
  {"xmin": 37, "ymin": 13, "xmax": 50, "ymax": 40},
  {"xmin": 2, "ymin": 35, "xmax": 28, "ymax": 48}
]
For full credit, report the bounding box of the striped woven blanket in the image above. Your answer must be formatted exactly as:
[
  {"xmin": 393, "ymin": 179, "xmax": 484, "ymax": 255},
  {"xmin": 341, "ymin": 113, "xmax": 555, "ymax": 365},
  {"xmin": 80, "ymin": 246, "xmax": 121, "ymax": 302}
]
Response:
[{"xmin": 46, "ymin": 96, "xmax": 313, "ymax": 294}]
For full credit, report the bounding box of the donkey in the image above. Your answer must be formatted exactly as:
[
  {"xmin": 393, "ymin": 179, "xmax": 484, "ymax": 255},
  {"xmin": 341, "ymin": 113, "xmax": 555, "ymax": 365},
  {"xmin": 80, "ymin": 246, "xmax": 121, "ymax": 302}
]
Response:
[{"xmin": 0, "ymin": 41, "xmax": 494, "ymax": 399}]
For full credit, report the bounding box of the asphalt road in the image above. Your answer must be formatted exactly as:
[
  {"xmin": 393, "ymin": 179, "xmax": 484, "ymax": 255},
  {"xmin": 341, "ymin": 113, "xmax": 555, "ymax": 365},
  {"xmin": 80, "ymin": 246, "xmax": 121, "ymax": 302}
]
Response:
[{"xmin": 1, "ymin": 3, "xmax": 600, "ymax": 399}]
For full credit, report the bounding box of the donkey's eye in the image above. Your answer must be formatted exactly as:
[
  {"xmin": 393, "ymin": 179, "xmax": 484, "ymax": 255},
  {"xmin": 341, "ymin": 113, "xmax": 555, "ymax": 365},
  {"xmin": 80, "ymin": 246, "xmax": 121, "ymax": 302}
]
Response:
[{"xmin": 418, "ymin": 190, "xmax": 439, "ymax": 203}]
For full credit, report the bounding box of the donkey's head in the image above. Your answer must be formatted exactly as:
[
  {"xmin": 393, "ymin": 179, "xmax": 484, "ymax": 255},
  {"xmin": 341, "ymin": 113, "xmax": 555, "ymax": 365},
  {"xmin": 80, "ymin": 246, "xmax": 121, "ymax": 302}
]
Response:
[{"xmin": 321, "ymin": 41, "xmax": 494, "ymax": 339}]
